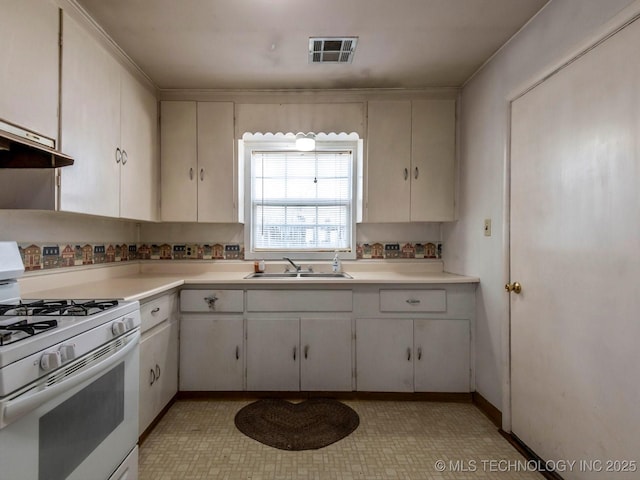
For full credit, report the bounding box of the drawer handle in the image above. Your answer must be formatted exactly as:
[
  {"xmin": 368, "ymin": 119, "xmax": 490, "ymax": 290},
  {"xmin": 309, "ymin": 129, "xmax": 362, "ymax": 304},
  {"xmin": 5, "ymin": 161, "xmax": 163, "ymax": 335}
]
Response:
[
  {"xmin": 149, "ymin": 368, "xmax": 156, "ymax": 386},
  {"xmin": 407, "ymin": 348, "xmax": 412, "ymax": 361},
  {"xmin": 406, "ymin": 299, "xmax": 421, "ymax": 305},
  {"xmin": 417, "ymin": 347, "xmax": 422, "ymax": 361},
  {"xmin": 151, "ymin": 307, "xmax": 160, "ymax": 314},
  {"xmin": 204, "ymin": 295, "xmax": 218, "ymax": 311},
  {"xmin": 235, "ymin": 345, "xmax": 240, "ymax": 360}
]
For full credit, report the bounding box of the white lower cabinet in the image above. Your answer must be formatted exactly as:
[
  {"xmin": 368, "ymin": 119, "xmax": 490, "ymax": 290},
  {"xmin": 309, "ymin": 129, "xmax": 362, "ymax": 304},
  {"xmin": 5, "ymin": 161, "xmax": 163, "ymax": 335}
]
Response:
[
  {"xmin": 180, "ymin": 315, "xmax": 244, "ymax": 391},
  {"xmin": 139, "ymin": 316, "xmax": 179, "ymax": 436},
  {"xmin": 246, "ymin": 316, "xmax": 353, "ymax": 391},
  {"xmin": 356, "ymin": 318, "xmax": 414, "ymax": 392},
  {"xmin": 356, "ymin": 317, "xmax": 470, "ymax": 392}
]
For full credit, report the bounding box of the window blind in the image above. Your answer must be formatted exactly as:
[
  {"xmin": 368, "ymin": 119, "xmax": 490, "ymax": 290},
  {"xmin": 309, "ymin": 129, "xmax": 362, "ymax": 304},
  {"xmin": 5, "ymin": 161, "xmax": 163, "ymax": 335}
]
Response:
[{"xmin": 251, "ymin": 150, "xmax": 352, "ymax": 251}]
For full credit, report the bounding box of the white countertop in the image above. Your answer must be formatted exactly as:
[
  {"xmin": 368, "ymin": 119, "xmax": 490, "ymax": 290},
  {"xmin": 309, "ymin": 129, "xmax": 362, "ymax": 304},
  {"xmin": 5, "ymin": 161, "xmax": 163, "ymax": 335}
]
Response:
[{"xmin": 20, "ymin": 262, "xmax": 479, "ymax": 302}]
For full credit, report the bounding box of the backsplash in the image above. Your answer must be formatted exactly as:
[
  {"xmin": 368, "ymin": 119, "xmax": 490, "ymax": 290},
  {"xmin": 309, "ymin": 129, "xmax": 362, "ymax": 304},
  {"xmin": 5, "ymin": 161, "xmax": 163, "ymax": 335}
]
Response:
[{"xmin": 18, "ymin": 241, "xmax": 442, "ymax": 272}]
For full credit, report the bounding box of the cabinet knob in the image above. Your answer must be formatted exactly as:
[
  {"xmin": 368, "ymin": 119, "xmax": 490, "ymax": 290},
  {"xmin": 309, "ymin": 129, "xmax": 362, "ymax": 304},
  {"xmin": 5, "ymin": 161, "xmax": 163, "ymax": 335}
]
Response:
[
  {"xmin": 149, "ymin": 368, "xmax": 156, "ymax": 386},
  {"xmin": 200, "ymin": 168, "xmax": 204, "ymax": 181},
  {"xmin": 115, "ymin": 148, "xmax": 122, "ymax": 164},
  {"xmin": 417, "ymin": 347, "xmax": 422, "ymax": 361},
  {"xmin": 155, "ymin": 364, "xmax": 161, "ymax": 380},
  {"xmin": 505, "ymin": 282, "xmax": 522, "ymax": 294},
  {"xmin": 204, "ymin": 295, "xmax": 218, "ymax": 311},
  {"xmin": 293, "ymin": 346, "xmax": 297, "ymax": 361},
  {"xmin": 304, "ymin": 345, "xmax": 309, "ymax": 359},
  {"xmin": 414, "ymin": 166, "xmax": 419, "ymax": 179},
  {"xmin": 407, "ymin": 348, "xmax": 412, "ymax": 361},
  {"xmin": 403, "ymin": 168, "xmax": 409, "ymax": 181},
  {"xmin": 235, "ymin": 345, "xmax": 240, "ymax": 360},
  {"xmin": 121, "ymin": 149, "xmax": 128, "ymax": 165},
  {"xmin": 189, "ymin": 167, "xmax": 194, "ymax": 180}
]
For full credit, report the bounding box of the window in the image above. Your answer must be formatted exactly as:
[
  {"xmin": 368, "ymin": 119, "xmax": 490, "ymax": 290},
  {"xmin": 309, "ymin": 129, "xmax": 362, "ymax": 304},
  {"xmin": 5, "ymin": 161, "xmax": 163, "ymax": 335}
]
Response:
[{"xmin": 243, "ymin": 136, "xmax": 360, "ymax": 259}]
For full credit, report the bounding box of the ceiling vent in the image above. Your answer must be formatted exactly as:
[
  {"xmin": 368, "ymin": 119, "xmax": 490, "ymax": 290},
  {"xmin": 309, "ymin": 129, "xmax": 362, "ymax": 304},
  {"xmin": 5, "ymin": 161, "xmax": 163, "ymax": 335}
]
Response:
[{"xmin": 309, "ymin": 37, "xmax": 358, "ymax": 64}]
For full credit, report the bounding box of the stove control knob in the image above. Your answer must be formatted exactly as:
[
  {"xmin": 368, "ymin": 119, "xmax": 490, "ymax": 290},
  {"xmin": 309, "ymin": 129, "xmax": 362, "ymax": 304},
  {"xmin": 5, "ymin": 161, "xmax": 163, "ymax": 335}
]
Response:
[
  {"xmin": 124, "ymin": 317, "xmax": 136, "ymax": 331},
  {"xmin": 112, "ymin": 320, "xmax": 127, "ymax": 336},
  {"xmin": 59, "ymin": 344, "xmax": 77, "ymax": 362},
  {"xmin": 40, "ymin": 351, "xmax": 62, "ymax": 371}
]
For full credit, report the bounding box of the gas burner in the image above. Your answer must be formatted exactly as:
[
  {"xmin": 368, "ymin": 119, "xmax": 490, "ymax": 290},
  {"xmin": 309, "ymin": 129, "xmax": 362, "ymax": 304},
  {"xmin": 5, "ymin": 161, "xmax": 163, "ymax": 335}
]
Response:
[
  {"xmin": 0, "ymin": 299, "xmax": 119, "ymax": 317},
  {"xmin": 0, "ymin": 319, "xmax": 58, "ymax": 346}
]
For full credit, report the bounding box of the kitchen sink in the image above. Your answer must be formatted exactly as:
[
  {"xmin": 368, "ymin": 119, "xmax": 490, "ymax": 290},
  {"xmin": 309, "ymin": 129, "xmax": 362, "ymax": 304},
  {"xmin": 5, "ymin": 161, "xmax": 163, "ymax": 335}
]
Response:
[{"xmin": 244, "ymin": 272, "xmax": 352, "ymax": 279}]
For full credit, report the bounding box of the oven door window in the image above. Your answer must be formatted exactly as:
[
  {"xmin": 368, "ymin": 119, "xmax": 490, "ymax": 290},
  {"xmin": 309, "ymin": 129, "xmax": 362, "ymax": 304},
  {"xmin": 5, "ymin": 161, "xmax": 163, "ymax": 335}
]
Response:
[{"xmin": 39, "ymin": 362, "xmax": 125, "ymax": 480}]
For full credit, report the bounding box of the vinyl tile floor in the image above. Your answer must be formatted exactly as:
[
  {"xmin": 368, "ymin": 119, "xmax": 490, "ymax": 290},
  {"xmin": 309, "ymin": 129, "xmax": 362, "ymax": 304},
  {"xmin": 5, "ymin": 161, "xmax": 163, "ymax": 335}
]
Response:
[{"xmin": 139, "ymin": 399, "xmax": 543, "ymax": 480}]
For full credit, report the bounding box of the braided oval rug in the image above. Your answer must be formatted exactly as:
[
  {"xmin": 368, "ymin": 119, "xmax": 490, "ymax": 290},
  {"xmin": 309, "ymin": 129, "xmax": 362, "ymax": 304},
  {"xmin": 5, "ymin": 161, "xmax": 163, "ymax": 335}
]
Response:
[{"xmin": 234, "ymin": 398, "xmax": 359, "ymax": 451}]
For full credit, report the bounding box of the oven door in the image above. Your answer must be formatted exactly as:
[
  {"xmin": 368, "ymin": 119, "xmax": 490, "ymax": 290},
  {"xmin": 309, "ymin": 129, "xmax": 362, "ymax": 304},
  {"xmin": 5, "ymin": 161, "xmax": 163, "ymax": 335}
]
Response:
[{"xmin": 0, "ymin": 329, "xmax": 140, "ymax": 480}]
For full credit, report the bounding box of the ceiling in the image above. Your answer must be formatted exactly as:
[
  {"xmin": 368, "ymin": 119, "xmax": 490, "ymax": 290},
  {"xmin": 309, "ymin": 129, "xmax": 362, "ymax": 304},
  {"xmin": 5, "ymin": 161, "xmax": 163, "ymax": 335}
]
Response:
[{"xmin": 76, "ymin": 0, "xmax": 548, "ymax": 90}]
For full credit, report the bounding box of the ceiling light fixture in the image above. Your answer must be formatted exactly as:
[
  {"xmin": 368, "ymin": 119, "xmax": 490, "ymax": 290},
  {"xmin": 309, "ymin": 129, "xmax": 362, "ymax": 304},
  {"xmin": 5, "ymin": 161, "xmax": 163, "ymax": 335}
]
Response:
[{"xmin": 295, "ymin": 133, "xmax": 316, "ymax": 151}]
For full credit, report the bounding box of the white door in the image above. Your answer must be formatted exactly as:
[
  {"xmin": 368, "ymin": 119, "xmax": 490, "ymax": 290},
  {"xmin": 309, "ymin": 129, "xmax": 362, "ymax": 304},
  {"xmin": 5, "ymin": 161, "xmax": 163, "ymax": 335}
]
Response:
[
  {"xmin": 246, "ymin": 318, "xmax": 299, "ymax": 391},
  {"xmin": 300, "ymin": 317, "xmax": 352, "ymax": 391},
  {"xmin": 180, "ymin": 315, "xmax": 244, "ymax": 391},
  {"xmin": 355, "ymin": 318, "xmax": 413, "ymax": 392},
  {"xmin": 509, "ymin": 17, "xmax": 640, "ymax": 478},
  {"xmin": 414, "ymin": 319, "xmax": 469, "ymax": 392}
]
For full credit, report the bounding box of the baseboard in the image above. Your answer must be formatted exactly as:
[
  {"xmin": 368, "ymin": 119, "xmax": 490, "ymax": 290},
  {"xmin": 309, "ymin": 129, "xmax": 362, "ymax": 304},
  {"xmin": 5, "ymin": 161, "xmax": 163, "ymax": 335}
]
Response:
[
  {"xmin": 499, "ymin": 431, "xmax": 565, "ymax": 480},
  {"xmin": 471, "ymin": 391, "xmax": 502, "ymax": 428},
  {"xmin": 138, "ymin": 394, "xmax": 178, "ymax": 446},
  {"xmin": 177, "ymin": 391, "xmax": 473, "ymax": 403}
]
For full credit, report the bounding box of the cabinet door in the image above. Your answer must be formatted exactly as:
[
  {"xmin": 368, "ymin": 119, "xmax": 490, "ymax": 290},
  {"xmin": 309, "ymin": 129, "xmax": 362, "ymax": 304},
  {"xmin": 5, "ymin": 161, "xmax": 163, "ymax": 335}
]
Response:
[
  {"xmin": 60, "ymin": 12, "xmax": 121, "ymax": 217},
  {"xmin": 300, "ymin": 317, "xmax": 352, "ymax": 391},
  {"xmin": 197, "ymin": 102, "xmax": 236, "ymax": 222},
  {"xmin": 366, "ymin": 101, "xmax": 411, "ymax": 222},
  {"xmin": 246, "ymin": 318, "xmax": 299, "ymax": 391},
  {"xmin": 157, "ymin": 318, "xmax": 179, "ymax": 406},
  {"xmin": 120, "ymin": 69, "xmax": 158, "ymax": 221},
  {"xmin": 138, "ymin": 326, "xmax": 160, "ymax": 436},
  {"xmin": 160, "ymin": 101, "xmax": 197, "ymax": 221},
  {"xmin": 180, "ymin": 315, "xmax": 244, "ymax": 391},
  {"xmin": 410, "ymin": 99, "xmax": 456, "ymax": 221},
  {"xmin": 414, "ymin": 319, "xmax": 470, "ymax": 392},
  {"xmin": 0, "ymin": 0, "xmax": 59, "ymax": 140},
  {"xmin": 355, "ymin": 318, "xmax": 413, "ymax": 392}
]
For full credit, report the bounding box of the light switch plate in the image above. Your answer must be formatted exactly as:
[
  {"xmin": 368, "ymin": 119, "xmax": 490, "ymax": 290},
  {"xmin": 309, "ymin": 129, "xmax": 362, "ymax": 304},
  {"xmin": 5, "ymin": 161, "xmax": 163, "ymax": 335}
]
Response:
[{"xmin": 484, "ymin": 218, "xmax": 492, "ymax": 237}]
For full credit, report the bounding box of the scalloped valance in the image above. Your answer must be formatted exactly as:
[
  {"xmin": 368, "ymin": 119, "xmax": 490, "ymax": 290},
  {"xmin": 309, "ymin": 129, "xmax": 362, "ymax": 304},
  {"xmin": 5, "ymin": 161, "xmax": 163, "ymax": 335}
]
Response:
[{"xmin": 235, "ymin": 103, "xmax": 365, "ymax": 138}]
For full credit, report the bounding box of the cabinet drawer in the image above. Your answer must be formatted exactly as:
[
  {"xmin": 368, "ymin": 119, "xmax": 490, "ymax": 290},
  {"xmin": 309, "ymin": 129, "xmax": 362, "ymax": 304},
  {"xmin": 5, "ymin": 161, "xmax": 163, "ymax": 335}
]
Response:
[
  {"xmin": 247, "ymin": 290, "xmax": 353, "ymax": 312},
  {"xmin": 181, "ymin": 289, "xmax": 244, "ymax": 312},
  {"xmin": 379, "ymin": 289, "xmax": 446, "ymax": 312},
  {"xmin": 141, "ymin": 295, "xmax": 171, "ymax": 333}
]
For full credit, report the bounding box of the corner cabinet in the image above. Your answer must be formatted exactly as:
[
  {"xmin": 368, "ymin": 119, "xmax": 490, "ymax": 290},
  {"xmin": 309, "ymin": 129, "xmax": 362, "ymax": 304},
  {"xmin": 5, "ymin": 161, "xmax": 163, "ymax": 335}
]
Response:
[
  {"xmin": 139, "ymin": 293, "xmax": 179, "ymax": 437},
  {"xmin": 366, "ymin": 99, "xmax": 455, "ymax": 222},
  {"xmin": 160, "ymin": 101, "xmax": 239, "ymax": 222},
  {"xmin": 60, "ymin": 12, "xmax": 158, "ymax": 221}
]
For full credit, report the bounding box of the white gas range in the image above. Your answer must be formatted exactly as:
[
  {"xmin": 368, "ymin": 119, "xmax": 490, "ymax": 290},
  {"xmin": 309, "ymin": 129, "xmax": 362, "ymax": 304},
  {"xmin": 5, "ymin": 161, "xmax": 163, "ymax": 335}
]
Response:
[{"xmin": 0, "ymin": 242, "xmax": 140, "ymax": 480}]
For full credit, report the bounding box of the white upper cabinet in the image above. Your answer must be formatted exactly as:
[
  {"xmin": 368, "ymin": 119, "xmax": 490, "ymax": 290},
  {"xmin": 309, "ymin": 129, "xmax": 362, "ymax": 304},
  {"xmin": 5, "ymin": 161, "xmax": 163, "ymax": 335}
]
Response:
[
  {"xmin": 366, "ymin": 99, "xmax": 455, "ymax": 222},
  {"xmin": 120, "ymin": 69, "xmax": 158, "ymax": 221},
  {"xmin": 160, "ymin": 101, "xmax": 237, "ymax": 222},
  {"xmin": 0, "ymin": 0, "xmax": 59, "ymax": 140},
  {"xmin": 60, "ymin": 12, "xmax": 158, "ymax": 221}
]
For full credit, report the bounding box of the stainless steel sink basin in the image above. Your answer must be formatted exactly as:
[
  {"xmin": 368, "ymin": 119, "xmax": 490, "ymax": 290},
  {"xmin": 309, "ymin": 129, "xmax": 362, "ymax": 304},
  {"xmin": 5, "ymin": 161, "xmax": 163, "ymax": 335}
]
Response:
[
  {"xmin": 244, "ymin": 272, "xmax": 299, "ymax": 279},
  {"xmin": 298, "ymin": 272, "xmax": 353, "ymax": 278},
  {"xmin": 244, "ymin": 272, "xmax": 352, "ymax": 279}
]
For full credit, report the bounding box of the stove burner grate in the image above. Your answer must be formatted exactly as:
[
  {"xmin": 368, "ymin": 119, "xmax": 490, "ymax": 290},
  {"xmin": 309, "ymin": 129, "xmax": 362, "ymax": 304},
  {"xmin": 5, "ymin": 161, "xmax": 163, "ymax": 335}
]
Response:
[
  {"xmin": 0, "ymin": 299, "xmax": 119, "ymax": 317},
  {"xmin": 0, "ymin": 319, "xmax": 58, "ymax": 345}
]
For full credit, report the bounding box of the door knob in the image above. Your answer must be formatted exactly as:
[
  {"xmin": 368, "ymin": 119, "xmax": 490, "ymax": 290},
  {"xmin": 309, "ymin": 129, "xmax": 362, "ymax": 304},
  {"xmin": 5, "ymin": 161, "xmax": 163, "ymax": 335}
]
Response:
[{"xmin": 505, "ymin": 282, "xmax": 522, "ymax": 294}]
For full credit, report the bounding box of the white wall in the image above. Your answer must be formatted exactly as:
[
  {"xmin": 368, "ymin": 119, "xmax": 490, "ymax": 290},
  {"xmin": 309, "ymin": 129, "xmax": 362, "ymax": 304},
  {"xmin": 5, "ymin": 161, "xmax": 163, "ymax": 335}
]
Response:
[
  {"xmin": 0, "ymin": 210, "xmax": 138, "ymax": 244},
  {"xmin": 443, "ymin": 0, "xmax": 638, "ymax": 412}
]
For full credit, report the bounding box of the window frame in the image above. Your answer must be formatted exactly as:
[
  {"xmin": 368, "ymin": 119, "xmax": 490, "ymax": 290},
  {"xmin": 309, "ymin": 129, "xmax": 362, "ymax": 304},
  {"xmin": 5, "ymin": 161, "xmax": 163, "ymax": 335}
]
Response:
[{"xmin": 243, "ymin": 138, "xmax": 359, "ymax": 260}]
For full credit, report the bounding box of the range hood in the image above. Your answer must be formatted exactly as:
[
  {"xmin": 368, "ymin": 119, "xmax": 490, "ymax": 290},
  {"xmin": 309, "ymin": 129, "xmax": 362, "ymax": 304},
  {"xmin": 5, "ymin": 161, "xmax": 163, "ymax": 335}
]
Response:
[{"xmin": 0, "ymin": 120, "xmax": 74, "ymax": 168}]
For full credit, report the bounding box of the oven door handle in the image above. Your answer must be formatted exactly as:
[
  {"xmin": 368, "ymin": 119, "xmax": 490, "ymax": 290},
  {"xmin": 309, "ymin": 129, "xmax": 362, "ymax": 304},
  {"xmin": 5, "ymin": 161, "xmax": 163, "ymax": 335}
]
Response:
[{"xmin": 1, "ymin": 330, "xmax": 140, "ymax": 428}]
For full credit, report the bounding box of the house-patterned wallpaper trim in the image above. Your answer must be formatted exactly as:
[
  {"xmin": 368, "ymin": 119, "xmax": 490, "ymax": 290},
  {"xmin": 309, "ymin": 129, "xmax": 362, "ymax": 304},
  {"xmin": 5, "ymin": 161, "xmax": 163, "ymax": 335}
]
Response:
[{"xmin": 18, "ymin": 241, "xmax": 442, "ymax": 272}]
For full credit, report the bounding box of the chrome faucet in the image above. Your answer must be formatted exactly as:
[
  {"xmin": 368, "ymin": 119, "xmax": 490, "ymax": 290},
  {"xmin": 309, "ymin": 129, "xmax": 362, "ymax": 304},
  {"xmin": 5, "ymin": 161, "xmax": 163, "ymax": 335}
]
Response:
[{"xmin": 283, "ymin": 257, "xmax": 301, "ymax": 272}]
